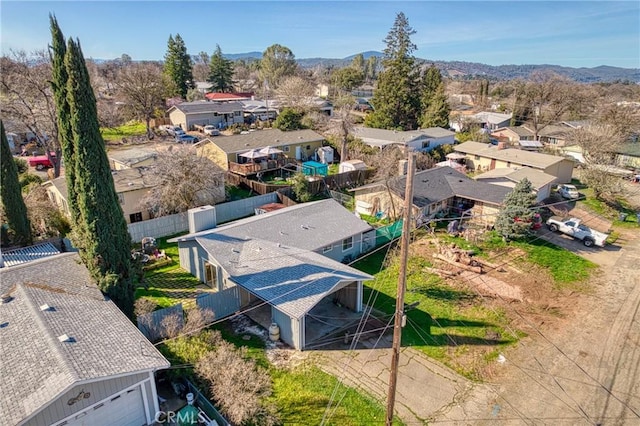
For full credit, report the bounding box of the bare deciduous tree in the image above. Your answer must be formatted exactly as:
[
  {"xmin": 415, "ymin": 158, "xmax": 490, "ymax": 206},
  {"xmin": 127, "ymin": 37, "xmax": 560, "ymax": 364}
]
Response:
[
  {"xmin": 275, "ymin": 75, "xmax": 317, "ymax": 112},
  {"xmin": 196, "ymin": 340, "xmax": 277, "ymax": 425},
  {"xmin": 115, "ymin": 62, "xmax": 166, "ymax": 138},
  {"xmin": 321, "ymin": 94, "xmax": 357, "ymax": 161},
  {"xmin": 0, "ymin": 50, "xmax": 63, "ymax": 176},
  {"xmin": 22, "ymin": 184, "xmax": 71, "ymax": 239},
  {"xmin": 140, "ymin": 146, "xmax": 225, "ymax": 217}
]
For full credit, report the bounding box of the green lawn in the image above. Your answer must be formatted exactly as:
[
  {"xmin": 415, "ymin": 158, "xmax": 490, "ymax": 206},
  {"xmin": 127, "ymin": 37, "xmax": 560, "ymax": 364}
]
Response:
[
  {"xmin": 100, "ymin": 121, "xmax": 147, "ymax": 141},
  {"xmin": 355, "ymin": 253, "xmax": 521, "ymax": 380},
  {"xmin": 160, "ymin": 327, "xmax": 402, "ymax": 425},
  {"xmin": 576, "ymin": 186, "xmax": 639, "ymax": 229},
  {"xmin": 135, "ymin": 234, "xmax": 201, "ymax": 308}
]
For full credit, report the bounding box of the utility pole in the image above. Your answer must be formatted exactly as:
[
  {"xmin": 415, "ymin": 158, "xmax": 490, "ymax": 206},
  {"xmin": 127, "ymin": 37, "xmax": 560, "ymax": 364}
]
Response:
[{"xmin": 385, "ymin": 151, "xmax": 415, "ymax": 426}]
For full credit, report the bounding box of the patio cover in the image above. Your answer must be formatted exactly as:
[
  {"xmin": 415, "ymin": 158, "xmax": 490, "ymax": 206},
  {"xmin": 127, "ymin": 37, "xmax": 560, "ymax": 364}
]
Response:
[{"xmin": 238, "ymin": 149, "xmax": 267, "ymax": 159}]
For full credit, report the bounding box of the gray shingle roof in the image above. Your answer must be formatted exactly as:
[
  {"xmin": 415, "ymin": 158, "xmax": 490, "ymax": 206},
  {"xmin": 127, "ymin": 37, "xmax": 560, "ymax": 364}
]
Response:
[
  {"xmin": 172, "ymin": 199, "xmax": 372, "ymax": 251},
  {"xmin": 0, "ymin": 254, "xmax": 169, "ymax": 425},
  {"xmin": 196, "ymin": 237, "xmax": 372, "ymax": 319},
  {"xmin": 381, "ymin": 166, "xmax": 510, "ymax": 207},
  {"xmin": 108, "ymin": 147, "xmax": 158, "ymax": 167},
  {"xmin": 353, "ymin": 127, "xmax": 454, "ymax": 146},
  {"xmin": 1, "ymin": 242, "xmax": 59, "ymax": 268},
  {"xmin": 169, "ymin": 100, "xmax": 244, "ymax": 115},
  {"xmin": 455, "ymin": 141, "xmax": 568, "ymax": 169},
  {"xmin": 505, "ymin": 168, "xmax": 557, "ymax": 188},
  {"xmin": 200, "ymin": 128, "xmax": 325, "ymax": 154}
]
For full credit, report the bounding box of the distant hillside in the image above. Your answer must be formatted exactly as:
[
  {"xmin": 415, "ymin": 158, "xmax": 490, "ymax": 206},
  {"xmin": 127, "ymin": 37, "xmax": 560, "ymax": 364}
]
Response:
[{"xmin": 219, "ymin": 50, "xmax": 639, "ymax": 82}]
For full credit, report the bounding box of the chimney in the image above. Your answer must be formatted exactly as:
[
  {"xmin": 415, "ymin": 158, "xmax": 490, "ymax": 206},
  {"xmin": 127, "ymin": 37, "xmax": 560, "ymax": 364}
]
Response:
[
  {"xmin": 188, "ymin": 205, "xmax": 217, "ymax": 233},
  {"xmin": 497, "ymin": 141, "xmax": 507, "ymax": 150},
  {"xmin": 398, "ymin": 159, "xmax": 408, "ymax": 176}
]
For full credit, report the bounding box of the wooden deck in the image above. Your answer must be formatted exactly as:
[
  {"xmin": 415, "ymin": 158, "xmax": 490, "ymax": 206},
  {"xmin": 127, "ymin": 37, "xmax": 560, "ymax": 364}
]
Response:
[{"xmin": 228, "ymin": 158, "xmax": 292, "ymax": 176}]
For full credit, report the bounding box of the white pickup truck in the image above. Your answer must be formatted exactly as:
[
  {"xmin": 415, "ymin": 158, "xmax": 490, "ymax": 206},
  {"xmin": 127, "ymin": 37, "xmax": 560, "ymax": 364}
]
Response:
[{"xmin": 546, "ymin": 216, "xmax": 609, "ymax": 247}]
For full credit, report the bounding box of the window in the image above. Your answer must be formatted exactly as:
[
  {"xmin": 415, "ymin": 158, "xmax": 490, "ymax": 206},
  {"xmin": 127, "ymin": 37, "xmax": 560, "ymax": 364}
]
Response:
[
  {"xmin": 306, "ymin": 145, "xmax": 311, "ymax": 150},
  {"xmin": 129, "ymin": 212, "xmax": 143, "ymax": 223},
  {"xmin": 323, "ymin": 244, "xmax": 332, "ymax": 253},
  {"xmin": 422, "ymin": 141, "xmax": 430, "ymax": 149},
  {"xmin": 507, "ymin": 162, "xmax": 511, "ymax": 167},
  {"xmin": 342, "ymin": 237, "xmax": 354, "ymax": 251},
  {"xmin": 204, "ymin": 261, "xmax": 219, "ymax": 291},
  {"xmin": 234, "ymin": 111, "xmax": 241, "ymax": 116},
  {"xmin": 118, "ymin": 193, "xmax": 125, "ymax": 204},
  {"xmin": 474, "ymin": 155, "xmax": 480, "ymax": 160}
]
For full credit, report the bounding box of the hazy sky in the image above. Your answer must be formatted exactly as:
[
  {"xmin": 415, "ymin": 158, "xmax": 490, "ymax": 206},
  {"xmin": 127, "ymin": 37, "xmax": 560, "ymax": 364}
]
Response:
[{"xmin": 1, "ymin": 1, "xmax": 639, "ymax": 68}]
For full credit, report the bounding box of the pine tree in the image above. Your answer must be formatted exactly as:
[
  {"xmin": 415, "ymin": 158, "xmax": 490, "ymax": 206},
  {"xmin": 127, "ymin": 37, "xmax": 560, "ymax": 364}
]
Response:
[
  {"xmin": 163, "ymin": 34, "xmax": 193, "ymax": 98},
  {"xmin": 49, "ymin": 15, "xmax": 78, "ymax": 222},
  {"xmin": 365, "ymin": 13, "xmax": 421, "ymax": 130},
  {"xmin": 494, "ymin": 178, "xmax": 537, "ymax": 241},
  {"xmin": 64, "ymin": 38, "xmax": 135, "ymax": 316},
  {"xmin": 1, "ymin": 120, "xmax": 32, "ymax": 246},
  {"xmin": 419, "ymin": 65, "xmax": 450, "ymax": 128},
  {"xmin": 420, "ymin": 83, "xmax": 450, "ymax": 128},
  {"xmin": 208, "ymin": 45, "xmax": 234, "ymax": 92}
]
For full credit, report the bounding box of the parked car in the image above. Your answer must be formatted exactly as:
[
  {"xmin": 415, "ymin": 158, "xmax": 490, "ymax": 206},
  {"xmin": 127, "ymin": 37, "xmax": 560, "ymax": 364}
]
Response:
[
  {"xmin": 557, "ymin": 184, "xmax": 580, "ymax": 199},
  {"xmin": 160, "ymin": 125, "xmax": 186, "ymax": 137},
  {"xmin": 176, "ymin": 134, "xmax": 199, "ymax": 143},
  {"xmin": 546, "ymin": 216, "xmax": 608, "ymax": 247},
  {"xmin": 203, "ymin": 125, "xmax": 220, "ymax": 136},
  {"xmin": 28, "ymin": 153, "xmax": 56, "ymax": 170}
]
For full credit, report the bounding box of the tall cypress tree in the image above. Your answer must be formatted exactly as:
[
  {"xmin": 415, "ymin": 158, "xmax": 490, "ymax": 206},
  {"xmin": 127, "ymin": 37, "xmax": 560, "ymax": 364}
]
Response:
[
  {"xmin": 419, "ymin": 65, "xmax": 450, "ymax": 128},
  {"xmin": 1, "ymin": 121, "xmax": 32, "ymax": 246},
  {"xmin": 163, "ymin": 34, "xmax": 193, "ymax": 98},
  {"xmin": 365, "ymin": 13, "xmax": 421, "ymax": 130},
  {"xmin": 49, "ymin": 15, "xmax": 78, "ymax": 223},
  {"xmin": 64, "ymin": 38, "xmax": 135, "ymax": 316}
]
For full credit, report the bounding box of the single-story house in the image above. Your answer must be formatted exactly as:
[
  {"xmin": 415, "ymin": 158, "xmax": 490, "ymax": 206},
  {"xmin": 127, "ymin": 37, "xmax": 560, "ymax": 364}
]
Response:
[
  {"xmin": 491, "ymin": 126, "xmax": 535, "ymax": 143},
  {"xmin": 454, "ymin": 141, "xmax": 574, "ymax": 183},
  {"xmin": 474, "ymin": 167, "xmax": 557, "ymax": 203},
  {"xmin": 108, "ymin": 147, "xmax": 158, "ymax": 170},
  {"xmin": 168, "ymin": 100, "xmax": 244, "ymax": 131},
  {"xmin": 195, "ymin": 128, "xmax": 326, "ymax": 175},
  {"xmin": 169, "ymin": 199, "xmax": 375, "ymax": 350},
  {"xmin": 524, "ymin": 124, "xmax": 572, "ymax": 147},
  {"xmin": 352, "ymin": 126, "xmax": 456, "ymax": 152},
  {"xmin": 351, "ymin": 166, "xmax": 511, "ymax": 227},
  {"xmin": 351, "ymin": 84, "xmax": 375, "ymax": 98},
  {"xmin": 240, "ymin": 99, "xmax": 279, "ymax": 122},
  {"xmin": 450, "ymin": 112, "xmax": 512, "ymax": 132},
  {"xmin": 44, "ymin": 168, "xmax": 157, "ymax": 224},
  {"xmin": 0, "ymin": 252, "xmax": 169, "ymax": 426}
]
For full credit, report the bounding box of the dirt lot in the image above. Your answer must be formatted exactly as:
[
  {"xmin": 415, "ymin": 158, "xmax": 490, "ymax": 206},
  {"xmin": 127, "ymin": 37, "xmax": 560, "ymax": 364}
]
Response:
[{"xmin": 433, "ymin": 229, "xmax": 640, "ymax": 425}]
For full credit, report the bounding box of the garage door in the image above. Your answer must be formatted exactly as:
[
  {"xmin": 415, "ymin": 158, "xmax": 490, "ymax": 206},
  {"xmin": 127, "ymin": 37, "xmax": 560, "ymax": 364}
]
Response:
[{"xmin": 61, "ymin": 386, "xmax": 146, "ymax": 426}]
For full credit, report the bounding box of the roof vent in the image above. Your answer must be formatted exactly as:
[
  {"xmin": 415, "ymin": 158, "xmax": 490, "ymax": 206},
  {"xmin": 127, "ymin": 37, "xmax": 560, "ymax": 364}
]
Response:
[
  {"xmin": 232, "ymin": 248, "xmax": 240, "ymax": 253},
  {"xmin": 58, "ymin": 334, "xmax": 75, "ymax": 343},
  {"xmin": 40, "ymin": 304, "xmax": 53, "ymax": 311},
  {"xmin": 128, "ymin": 182, "xmax": 134, "ymax": 186},
  {"xmin": 1, "ymin": 295, "xmax": 13, "ymax": 304},
  {"xmin": 301, "ymin": 224, "xmax": 309, "ymax": 230}
]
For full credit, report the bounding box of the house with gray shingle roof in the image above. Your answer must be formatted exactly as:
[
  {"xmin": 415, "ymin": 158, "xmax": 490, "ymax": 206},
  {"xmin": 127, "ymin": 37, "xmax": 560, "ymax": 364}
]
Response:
[
  {"xmin": 454, "ymin": 141, "xmax": 574, "ymax": 183},
  {"xmin": 168, "ymin": 199, "xmax": 375, "ymax": 350},
  {"xmin": 475, "ymin": 167, "xmax": 557, "ymax": 202},
  {"xmin": 168, "ymin": 100, "xmax": 244, "ymax": 131},
  {"xmin": 353, "ymin": 126, "xmax": 455, "ymax": 152},
  {"xmin": 195, "ymin": 128, "xmax": 326, "ymax": 175},
  {"xmin": 0, "ymin": 253, "xmax": 169, "ymax": 426},
  {"xmin": 351, "ymin": 166, "xmax": 511, "ymax": 227}
]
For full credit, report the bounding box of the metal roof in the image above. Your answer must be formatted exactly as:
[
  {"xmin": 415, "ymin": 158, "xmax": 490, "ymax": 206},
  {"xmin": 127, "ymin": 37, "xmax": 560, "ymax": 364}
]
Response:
[
  {"xmin": 0, "ymin": 253, "xmax": 169, "ymax": 425},
  {"xmin": 169, "ymin": 100, "xmax": 244, "ymax": 115},
  {"xmin": 1, "ymin": 242, "xmax": 59, "ymax": 268}
]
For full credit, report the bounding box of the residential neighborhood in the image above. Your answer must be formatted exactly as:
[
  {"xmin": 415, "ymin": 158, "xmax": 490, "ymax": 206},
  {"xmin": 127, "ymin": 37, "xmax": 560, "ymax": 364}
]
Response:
[{"xmin": 1, "ymin": 4, "xmax": 640, "ymax": 426}]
